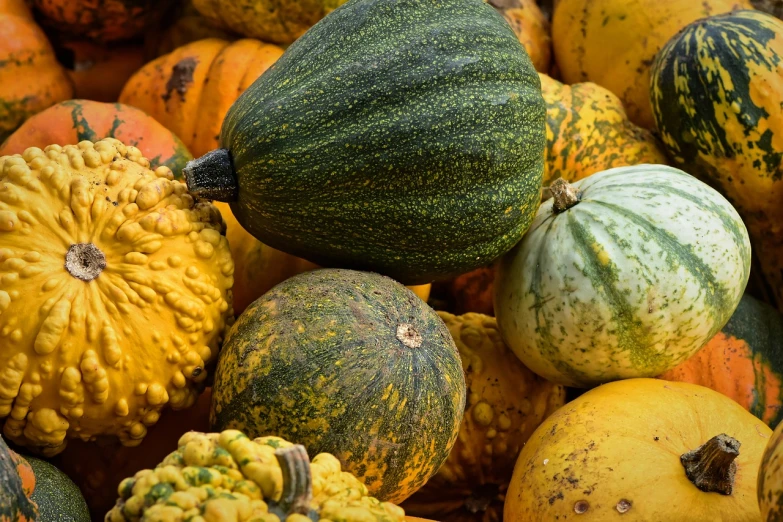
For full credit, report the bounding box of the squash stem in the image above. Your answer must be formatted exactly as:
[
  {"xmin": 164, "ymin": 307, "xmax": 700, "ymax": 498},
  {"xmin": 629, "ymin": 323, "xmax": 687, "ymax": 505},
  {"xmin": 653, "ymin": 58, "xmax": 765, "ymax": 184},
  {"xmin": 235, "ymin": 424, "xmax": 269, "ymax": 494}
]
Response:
[
  {"xmin": 273, "ymin": 445, "xmax": 313, "ymax": 517},
  {"xmin": 183, "ymin": 148, "xmax": 239, "ymax": 202},
  {"xmin": 680, "ymin": 434, "xmax": 740, "ymax": 495},
  {"xmin": 550, "ymin": 178, "xmax": 580, "ymax": 212},
  {"xmin": 65, "ymin": 243, "xmax": 106, "ymax": 282}
]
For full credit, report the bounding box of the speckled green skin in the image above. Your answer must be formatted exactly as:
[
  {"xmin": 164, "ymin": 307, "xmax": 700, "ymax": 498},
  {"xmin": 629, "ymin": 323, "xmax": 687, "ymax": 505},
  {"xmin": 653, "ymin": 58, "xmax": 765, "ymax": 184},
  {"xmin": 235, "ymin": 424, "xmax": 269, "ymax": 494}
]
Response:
[
  {"xmin": 210, "ymin": 269, "xmax": 467, "ymax": 504},
  {"xmin": 494, "ymin": 165, "xmax": 751, "ymax": 388},
  {"xmin": 23, "ymin": 456, "xmax": 89, "ymax": 522},
  {"xmin": 214, "ymin": 0, "xmax": 545, "ymax": 285}
]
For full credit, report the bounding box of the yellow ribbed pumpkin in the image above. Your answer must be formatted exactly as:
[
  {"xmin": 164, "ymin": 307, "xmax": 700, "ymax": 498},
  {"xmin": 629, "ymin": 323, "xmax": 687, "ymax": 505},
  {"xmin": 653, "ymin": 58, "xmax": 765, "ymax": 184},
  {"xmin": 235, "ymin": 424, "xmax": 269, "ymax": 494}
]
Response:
[{"xmin": 0, "ymin": 138, "xmax": 234, "ymax": 455}]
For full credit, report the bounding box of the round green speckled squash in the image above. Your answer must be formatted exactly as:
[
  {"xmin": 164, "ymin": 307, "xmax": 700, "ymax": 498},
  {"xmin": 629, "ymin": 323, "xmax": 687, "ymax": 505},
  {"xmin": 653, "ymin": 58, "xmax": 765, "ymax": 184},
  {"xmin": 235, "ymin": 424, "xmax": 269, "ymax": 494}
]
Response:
[
  {"xmin": 650, "ymin": 10, "xmax": 783, "ymax": 312},
  {"xmin": 210, "ymin": 268, "xmax": 467, "ymax": 504},
  {"xmin": 23, "ymin": 455, "xmax": 89, "ymax": 522},
  {"xmin": 495, "ymin": 165, "xmax": 751, "ymax": 388},
  {"xmin": 184, "ymin": 0, "xmax": 546, "ymax": 285}
]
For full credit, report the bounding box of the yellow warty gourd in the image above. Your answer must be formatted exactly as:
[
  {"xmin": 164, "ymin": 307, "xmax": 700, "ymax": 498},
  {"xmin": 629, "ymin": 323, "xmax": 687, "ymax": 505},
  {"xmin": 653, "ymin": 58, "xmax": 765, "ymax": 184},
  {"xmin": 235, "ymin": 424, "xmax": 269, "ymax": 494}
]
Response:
[
  {"xmin": 107, "ymin": 429, "xmax": 406, "ymax": 522},
  {"xmin": 0, "ymin": 138, "xmax": 234, "ymax": 455}
]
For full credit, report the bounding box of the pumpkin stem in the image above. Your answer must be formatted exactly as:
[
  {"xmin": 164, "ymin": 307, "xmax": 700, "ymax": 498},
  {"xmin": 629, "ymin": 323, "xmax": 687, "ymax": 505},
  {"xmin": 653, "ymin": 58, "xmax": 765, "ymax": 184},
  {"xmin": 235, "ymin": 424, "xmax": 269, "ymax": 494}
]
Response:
[
  {"xmin": 396, "ymin": 324, "xmax": 423, "ymax": 348},
  {"xmin": 271, "ymin": 445, "xmax": 313, "ymax": 518},
  {"xmin": 680, "ymin": 434, "xmax": 740, "ymax": 495},
  {"xmin": 183, "ymin": 148, "xmax": 239, "ymax": 202},
  {"xmin": 550, "ymin": 178, "xmax": 580, "ymax": 212},
  {"xmin": 65, "ymin": 243, "xmax": 106, "ymax": 282}
]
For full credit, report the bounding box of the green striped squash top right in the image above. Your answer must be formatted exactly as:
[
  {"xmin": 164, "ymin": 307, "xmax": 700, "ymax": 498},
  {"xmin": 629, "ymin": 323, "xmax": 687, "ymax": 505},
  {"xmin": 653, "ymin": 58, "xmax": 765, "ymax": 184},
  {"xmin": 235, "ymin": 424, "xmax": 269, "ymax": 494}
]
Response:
[{"xmin": 495, "ymin": 165, "xmax": 751, "ymax": 388}]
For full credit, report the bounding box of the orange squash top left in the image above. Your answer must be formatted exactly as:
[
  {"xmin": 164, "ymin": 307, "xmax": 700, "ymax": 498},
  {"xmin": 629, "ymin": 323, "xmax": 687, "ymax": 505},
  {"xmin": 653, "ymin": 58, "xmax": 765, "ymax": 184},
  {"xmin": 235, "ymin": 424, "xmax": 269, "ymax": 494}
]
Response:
[{"xmin": 0, "ymin": 0, "xmax": 73, "ymax": 142}]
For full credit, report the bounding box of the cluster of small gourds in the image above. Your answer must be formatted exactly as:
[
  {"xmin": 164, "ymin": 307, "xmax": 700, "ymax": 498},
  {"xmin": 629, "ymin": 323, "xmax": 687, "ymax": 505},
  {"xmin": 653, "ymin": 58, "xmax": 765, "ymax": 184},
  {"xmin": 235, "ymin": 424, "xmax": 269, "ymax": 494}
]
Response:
[{"xmin": 3, "ymin": 0, "xmax": 783, "ymax": 521}]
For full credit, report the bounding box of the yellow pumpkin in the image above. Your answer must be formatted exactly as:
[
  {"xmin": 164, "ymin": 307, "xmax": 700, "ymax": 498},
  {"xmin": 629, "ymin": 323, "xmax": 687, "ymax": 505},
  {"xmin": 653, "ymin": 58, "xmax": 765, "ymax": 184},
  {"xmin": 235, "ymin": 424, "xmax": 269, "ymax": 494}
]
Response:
[
  {"xmin": 506, "ymin": 379, "xmax": 771, "ymax": 521},
  {"xmin": 759, "ymin": 418, "xmax": 783, "ymax": 521},
  {"xmin": 216, "ymin": 202, "xmax": 431, "ymax": 314},
  {"xmin": 551, "ymin": 0, "xmax": 753, "ymax": 128},
  {"xmin": 0, "ymin": 139, "xmax": 234, "ymax": 455},
  {"xmin": 402, "ymin": 312, "xmax": 565, "ymax": 522}
]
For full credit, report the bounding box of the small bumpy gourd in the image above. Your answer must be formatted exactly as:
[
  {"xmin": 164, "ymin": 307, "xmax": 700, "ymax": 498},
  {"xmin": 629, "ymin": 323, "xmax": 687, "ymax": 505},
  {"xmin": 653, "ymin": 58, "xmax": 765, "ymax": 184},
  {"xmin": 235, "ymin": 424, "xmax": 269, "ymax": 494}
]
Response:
[
  {"xmin": 0, "ymin": 138, "xmax": 234, "ymax": 455},
  {"xmin": 107, "ymin": 429, "xmax": 406, "ymax": 522}
]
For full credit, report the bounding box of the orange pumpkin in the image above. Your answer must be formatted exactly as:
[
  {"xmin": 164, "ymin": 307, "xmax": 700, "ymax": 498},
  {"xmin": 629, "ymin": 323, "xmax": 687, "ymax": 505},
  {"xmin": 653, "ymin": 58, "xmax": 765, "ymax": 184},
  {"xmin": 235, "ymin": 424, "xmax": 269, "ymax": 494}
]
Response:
[
  {"xmin": 55, "ymin": 40, "xmax": 145, "ymax": 102},
  {"xmin": 119, "ymin": 38, "xmax": 284, "ymax": 157},
  {"xmin": 0, "ymin": 99, "xmax": 192, "ymax": 178},
  {"xmin": 53, "ymin": 389, "xmax": 212, "ymax": 520},
  {"xmin": 489, "ymin": 0, "xmax": 551, "ymax": 72},
  {"xmin": 0, "ymin": 0, "xmax": 73, "ymax": 141},
  {"xmin": 31, "ymin": 0, "xmax": 175, "ymax": 43}
]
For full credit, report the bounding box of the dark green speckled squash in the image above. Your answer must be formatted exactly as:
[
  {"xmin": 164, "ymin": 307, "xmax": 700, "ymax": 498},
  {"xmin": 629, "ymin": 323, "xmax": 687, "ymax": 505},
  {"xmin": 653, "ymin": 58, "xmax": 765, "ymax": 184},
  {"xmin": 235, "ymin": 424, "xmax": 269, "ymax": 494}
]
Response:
[
  {"xmin": 184, "ymin": 0, "xmax": 546, "ymax": 285},
  {"xmin": 210, "ymin": 268, "xmax": 467, "ymax": 504},
  {"xmin": 650, "ymin": 10, "xmax": 783, "ymax": 311},
  {"xmin": 23, "ymin": 456, "xmax": 89, "ymax": 522}
]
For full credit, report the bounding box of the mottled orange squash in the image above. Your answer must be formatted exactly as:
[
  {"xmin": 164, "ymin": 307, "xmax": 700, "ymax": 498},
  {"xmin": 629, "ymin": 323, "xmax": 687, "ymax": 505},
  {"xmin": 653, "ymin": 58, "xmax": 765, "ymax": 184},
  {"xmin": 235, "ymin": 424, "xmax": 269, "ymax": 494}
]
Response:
[
  {"xmin": 0, "ymin": 0, "xmax": 73, "ymax": 141},
  {"xmin": 0, "ymin": 100, "xmax": 192, "ymax": 178},
  {"xmin": 660, "ymin": 294, "xmax": 783, "ymax": 429},
  {"xmin": 402, "ymin": 312, "xmax": 565, "ymax": 522},
  {"xmin": 552, "ymin": 0, "xmax": 753, "ymax": 128},
  {"xmin": 0, "ymin": 139, "xmax": 234, "ymax": 455},
  {"xmin": 539, "ymin": 73, "xmax": 668, "ymax": 187},
  {"xmin": 54, "ymin": 389, "xmax": 212, "ymax": 520},
  {"xmin": 488, "ymin": 0, "xmax": 551, "ymax": 72},
  {"xmin": 0, "ymin": 435, "xmax": 37, "ymax": 522},
  {"xmin": 119, "ymin": 38, "xmax": 283, "ymax": 158},
  {"xmin": 55, "ymin": 41, "xmax": 145, "ymax": 103}
]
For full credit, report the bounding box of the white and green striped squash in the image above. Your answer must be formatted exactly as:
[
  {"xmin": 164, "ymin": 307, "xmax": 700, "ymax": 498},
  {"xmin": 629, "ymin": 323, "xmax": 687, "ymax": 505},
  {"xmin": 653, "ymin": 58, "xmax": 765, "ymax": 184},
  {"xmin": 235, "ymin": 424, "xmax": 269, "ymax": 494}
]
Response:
[{"xmin": 494, "ymin": 165, "xmax": 751, "ymax": 388}]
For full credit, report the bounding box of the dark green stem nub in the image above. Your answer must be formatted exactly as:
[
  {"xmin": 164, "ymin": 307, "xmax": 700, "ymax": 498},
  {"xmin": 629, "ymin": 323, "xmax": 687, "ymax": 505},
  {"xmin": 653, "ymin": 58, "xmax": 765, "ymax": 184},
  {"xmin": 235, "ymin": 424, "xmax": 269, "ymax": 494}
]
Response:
[
  {"xmin": 273, "ymin": 445, "xmax": 313, "ymax": 517},
  {"xmin": 183, "ymin": 148, "xmax": 239, "ymax": 202},
  {"xmin": 550, "ymin": 178, "xmax": 581, "ymax": 213},
  {"xmin": 680, "ymin": 434, "xmax": 740, "ymax": 495}
]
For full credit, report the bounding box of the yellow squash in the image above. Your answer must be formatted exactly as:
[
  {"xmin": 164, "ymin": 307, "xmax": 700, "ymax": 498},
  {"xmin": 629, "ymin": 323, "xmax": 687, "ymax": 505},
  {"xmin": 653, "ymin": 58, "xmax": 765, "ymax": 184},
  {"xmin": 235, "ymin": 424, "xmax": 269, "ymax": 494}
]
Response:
[
  {"xmin": 106, "ymin": 429, "xmax": 406, "ymax": 522},
  {"xmin": 539, "ymin": 73, "xmax": 667, "ymax": 187},
  {"xmin": 488, "ymin": 0, "xmax": 551, "ymax": 72},
  {"xmin": 402, "ymin": 312, "xmax": 565, "ymax": 522},
  {"xmin": 506, "ymin": 379, "xmax": 771, "ymax": 521},
  {"xmin": 0, "ymin": 139, "xmax": 234, "ymax": 455},
  {"xmin": 551, "ymin": 0, "xmax": 753, "ymax": 128}
]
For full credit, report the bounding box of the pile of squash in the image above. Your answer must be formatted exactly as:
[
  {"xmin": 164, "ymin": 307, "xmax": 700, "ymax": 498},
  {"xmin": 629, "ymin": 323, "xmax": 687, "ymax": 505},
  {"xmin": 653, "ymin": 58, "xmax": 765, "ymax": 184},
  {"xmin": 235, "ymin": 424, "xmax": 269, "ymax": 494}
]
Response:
[{"xmin": 3, "ymin": 0, "xmax": 783, "ymax": 521}]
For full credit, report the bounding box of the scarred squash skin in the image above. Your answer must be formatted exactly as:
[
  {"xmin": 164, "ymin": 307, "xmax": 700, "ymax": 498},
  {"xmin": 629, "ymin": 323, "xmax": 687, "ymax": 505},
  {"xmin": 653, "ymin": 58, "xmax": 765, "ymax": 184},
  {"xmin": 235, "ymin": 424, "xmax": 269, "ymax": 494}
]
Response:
[
  {"xmin": 191, "ymin": 0, "xmax": 348, "ymax": 45},
  {"xmin": 0, "ymin": 138, "xmax": 234, "ymax": 455},
  {"xmin": 651, "ymin": 10, "xmax": 783, "ymax": 312},
  {"xmin": 660, "ymin": 294, "xmax": 783, "ymax": 429},
  {"xmin": 539, "ymin": 73, "xmax": 668, "ymax": 187},
  {"xmin": 211, "ymin": 269, "xmax": 466, "ymax": 504},
  {"xmin": 552, "ymin": 0, "xmax": 753, "ymax": 128},
  {"xmin": 759, "ymin": 420, "xmax": 783, "ymax": 521},
  {"xmin": 0, "ymin": 0, "xmax": 73, "ymax": 142},
  {"xmin": 106, "ymin": 430, "xmax": 406, "ymax": 522},
  {"xmin": 402, "ymin": 312, "xmax": 565, "ymax": 522},
  {"xmin": 505, "ymin": 379, "xmax": 771, "ymax": 521},
  {"xmin": 0, "ymin": 100, "xmax": 193, "ymax": 178},
  {"xmin": 119, "ymin": 38, "xmax": 283, "ymax": 158}
]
